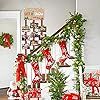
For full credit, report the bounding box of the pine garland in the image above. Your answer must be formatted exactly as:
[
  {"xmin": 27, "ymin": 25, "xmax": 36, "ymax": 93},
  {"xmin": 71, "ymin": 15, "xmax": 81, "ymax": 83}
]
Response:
[
  {"xmin": 26, "ymin": 13, "xmax": 86, "ymax": 93},
  {"xmin": 67, "ymin": 13, "xmax": 86, "ymax": 92}
]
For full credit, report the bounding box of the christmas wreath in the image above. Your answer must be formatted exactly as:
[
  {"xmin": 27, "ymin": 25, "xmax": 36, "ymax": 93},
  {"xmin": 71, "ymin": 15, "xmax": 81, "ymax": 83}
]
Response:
[{"xmin": 0, "ymin": 33, "xmax": 14, "ymax": 49}]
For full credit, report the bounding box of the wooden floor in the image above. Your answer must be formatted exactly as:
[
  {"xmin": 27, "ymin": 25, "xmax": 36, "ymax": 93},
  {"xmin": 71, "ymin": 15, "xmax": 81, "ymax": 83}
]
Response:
[
  {"xmin": 0, "ymin": 96, "xmax": 8, "ymax": 100},
  {"xmin": 0, "ymin": 88, "xmax": 8, "ymax": 100}
]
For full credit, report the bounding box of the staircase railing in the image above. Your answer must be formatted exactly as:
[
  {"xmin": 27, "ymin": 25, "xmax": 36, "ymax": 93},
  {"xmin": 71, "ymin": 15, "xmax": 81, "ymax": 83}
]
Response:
[{"xmin": 30, "ymin": 15, "xmax": 76, "ymax": 54}]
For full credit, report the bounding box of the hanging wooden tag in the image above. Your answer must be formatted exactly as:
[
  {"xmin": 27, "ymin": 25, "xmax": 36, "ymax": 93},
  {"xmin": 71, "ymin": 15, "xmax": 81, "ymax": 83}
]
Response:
[{"xmin": 24, "ymin": 8, "xmax": 44, "ymax": 20}]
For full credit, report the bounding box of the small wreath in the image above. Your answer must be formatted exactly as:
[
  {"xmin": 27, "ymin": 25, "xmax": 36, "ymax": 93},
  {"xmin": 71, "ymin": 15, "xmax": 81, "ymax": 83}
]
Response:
[{"xmin": 0, "ymin": 32, "xmax": 14, "ymax": 48}]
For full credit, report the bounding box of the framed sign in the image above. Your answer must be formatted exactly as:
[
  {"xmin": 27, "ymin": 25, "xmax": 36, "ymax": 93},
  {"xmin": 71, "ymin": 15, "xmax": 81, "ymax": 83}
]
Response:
[{"xmin": 24, "ymin": 8, "xmax": 44, "ymax": 20}]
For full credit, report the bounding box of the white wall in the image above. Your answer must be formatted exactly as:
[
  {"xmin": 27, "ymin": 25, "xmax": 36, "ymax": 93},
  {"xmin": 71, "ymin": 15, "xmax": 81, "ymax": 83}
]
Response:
[
  {"xmin": 0, "ymin": 0, "xmax": 76, "ymax": 35},
  {"xmin": 0, "ymin": 19, "xmax": 17, "ymax": 88},
  {"xmin": 0, "ymin": 11, "xmax": 21, "ymax": 89},
  {"xmin": 77, "ymin": 0, "xmax": 100, "ymax": 67}
]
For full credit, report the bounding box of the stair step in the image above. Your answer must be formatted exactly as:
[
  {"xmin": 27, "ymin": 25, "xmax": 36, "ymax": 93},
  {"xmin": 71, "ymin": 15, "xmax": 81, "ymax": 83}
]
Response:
[
  {"xmin": 40, "ymin": 81, "xmax": 47, "ymax": 83},
  {"xmin": 59, "ymin": 64, "xmax": 70, "ymax": 67},
  {"xmin": 87, "ymin": 96, "xmax": 100, "ymax": 99},
  {"xmin": 69, "ymin": 56, "xmax": 75, "ymax": 59}
]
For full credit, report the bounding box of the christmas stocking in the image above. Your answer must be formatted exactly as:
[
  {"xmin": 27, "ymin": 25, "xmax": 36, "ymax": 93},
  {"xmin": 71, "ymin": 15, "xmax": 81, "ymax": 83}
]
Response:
[
  {"xmin": 42, "ymin": 48, "xmax": 55, "ymax": 70},
  {"xmin": 58, "ymin": 39, "xmax": 70, "ymax": 65},
  {"xmin": 31, "ymin": 62, "xmax": 41, "ymax": 87}
]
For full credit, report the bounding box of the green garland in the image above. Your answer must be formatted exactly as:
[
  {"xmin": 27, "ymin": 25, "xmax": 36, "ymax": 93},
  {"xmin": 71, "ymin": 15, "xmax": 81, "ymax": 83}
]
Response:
[
  {"xmin": 65, "ymin": 13, "xmax": 86, "ymax": 92},
  {"xmin": 26, "ymin": 13, "xmax": 86, "ymax": 93}
]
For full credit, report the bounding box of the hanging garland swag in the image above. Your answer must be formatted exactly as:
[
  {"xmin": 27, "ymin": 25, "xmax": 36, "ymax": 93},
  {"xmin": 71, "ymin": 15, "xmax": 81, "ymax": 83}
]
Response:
[
  {"xmin": 0, "ymin": 32, "xmax": 14, "ymax": 48},
  {"xmin": 10, "ymin": 12, "xmax": 86, "ymax": 95},
  {"xmin": 26, "ymin": 13, "xmax": 86, "ymax": 93}
]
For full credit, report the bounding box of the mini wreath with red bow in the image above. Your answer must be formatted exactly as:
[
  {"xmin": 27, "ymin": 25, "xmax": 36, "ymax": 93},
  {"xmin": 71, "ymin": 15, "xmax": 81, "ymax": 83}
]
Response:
[{"xmin": 0, "ymin": 32, "xmax": 14, "ymax": 49}]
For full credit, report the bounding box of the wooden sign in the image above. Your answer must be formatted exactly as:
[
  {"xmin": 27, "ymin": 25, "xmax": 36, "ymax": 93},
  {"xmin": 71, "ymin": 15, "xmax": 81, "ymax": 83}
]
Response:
[{"xmin": 24, "ymin": 8, "xmax": 44, "ymax": 20}]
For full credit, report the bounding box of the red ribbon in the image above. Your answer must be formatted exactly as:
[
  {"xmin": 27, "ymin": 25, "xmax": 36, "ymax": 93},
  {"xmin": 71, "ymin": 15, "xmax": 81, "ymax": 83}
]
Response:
[
  {"xmin": 62, "ymin": 93, "xmax": 80, "ymax": 100},
  {"xmin": 16, "ymin": 54, "xmax": 27, "ymax": 82},
  {"xmin": 28, "ymin": 88, "xmax": 41, "ymax": 98},
  {"xmin": 84, "ymin": 73, "xmax": 99, "ymax": 95},
  {"xmin": 42, "ymin": 48, "xmax": 50, "ymax": 56},
  {"xmin": 3, "ymin": 33, "xmax": 11, "ymax": 48}
]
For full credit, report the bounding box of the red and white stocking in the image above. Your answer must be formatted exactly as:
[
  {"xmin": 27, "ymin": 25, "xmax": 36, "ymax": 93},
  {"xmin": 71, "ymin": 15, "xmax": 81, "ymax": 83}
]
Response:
[
  {"xmin": 58, "ymin": 39, "xmax": 70, "ymax": 65},
  {"xmin": 42, "ymin": 48, "xmax": 55, "ymax": 70},
  {"xmin": 31, "ymin": 62, "xmax": 41, "ymax": 86}
]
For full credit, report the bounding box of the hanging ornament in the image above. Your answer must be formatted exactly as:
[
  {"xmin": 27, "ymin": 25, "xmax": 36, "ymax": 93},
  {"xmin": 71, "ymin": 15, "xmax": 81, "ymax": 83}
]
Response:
[
  {"xmin": 57, "ymin": 39, "xmax": 70, "ymax": 65},
  {"xmin": 16, "ymin": 54, "xmax": 27, "ymax": 82},
  {"xmin": 42, "ymin": 48, "xmax": 55, "ymax": 70}
]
